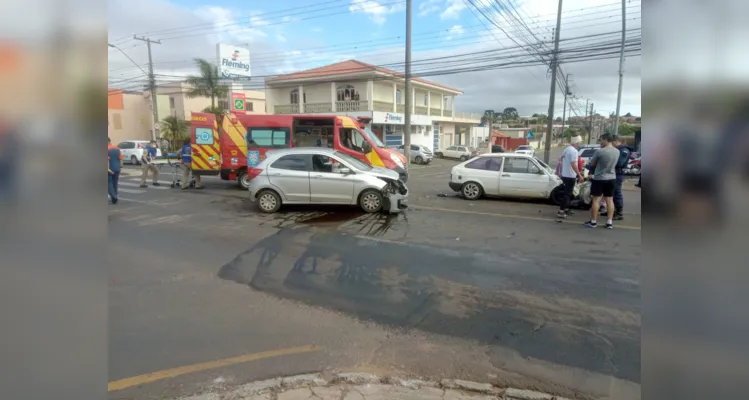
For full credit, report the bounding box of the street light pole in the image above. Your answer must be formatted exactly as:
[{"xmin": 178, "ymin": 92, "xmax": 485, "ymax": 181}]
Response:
[
  {"xmin": 543, "ymin": 0, "xmax": 564, "ymax": 164},
  {"xmin": 612, "ymin": 0, "xmax": 626, "ymax": 136},
  {"xmin": 403, "ymin": 0, "xmax": 412, "ymax": 167},
  {"xmin": 133, "ymin": 36, "xmax": 161, "ymax": 141},
  {"xmin": 109, "ymin": 42, "xmax": 157, "ymax": 142}
]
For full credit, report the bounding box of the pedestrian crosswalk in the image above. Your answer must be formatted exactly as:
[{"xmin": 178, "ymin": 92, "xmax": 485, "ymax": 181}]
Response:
[{"xmin": 117, "ymin": 180, "xmax": 171, "ymax": 194}]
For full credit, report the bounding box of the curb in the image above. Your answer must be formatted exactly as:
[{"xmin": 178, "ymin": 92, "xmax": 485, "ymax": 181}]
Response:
[{"xmin": 178, "ymin": 372, "xmax": 582, "ymax": 400}]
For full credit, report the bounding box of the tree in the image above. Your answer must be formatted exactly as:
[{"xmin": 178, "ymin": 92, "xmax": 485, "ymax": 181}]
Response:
[
  {"xmin": 563, "ymin": 128, "xmax": 577, "ymax": 139},
  {"xmin": 618, "ymin": 123, "xmax": 636, "ymax": 136},
  {"xmin": 159, "ymin": 115, "xmax": 190, "ymax": 152},
  {"xmin": 202, "ymin": 105, "xmax": 225, "ymax": 122},
  {"xmin": 624, "ymin": 112, "xmax": 633, "ymax": 117},
  {"xmin": 502, "ymin": 107, "xmax": 519, "ymax": 121},
  {"xmin": 555, "ymin": 116, "xmax": 562, "ymax": 122},
  {"xmin": 185, "ymin": 58, "xmax": 229, "ymax": 108}
]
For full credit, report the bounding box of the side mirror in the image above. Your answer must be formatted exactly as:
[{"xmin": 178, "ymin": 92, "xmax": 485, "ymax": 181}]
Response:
[
  {"xmin": 340, "ymin": 167, "xmax": 353, "ymax": 175},
  {"xmin": 362, "ymin": 142, "xmax": 372, "ymax": 154}
]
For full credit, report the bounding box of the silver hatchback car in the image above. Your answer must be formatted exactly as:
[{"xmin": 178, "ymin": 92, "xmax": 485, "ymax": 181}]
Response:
[{"xmin": 247, "ymin": 148, "xmax": 409, "ymax": 214}]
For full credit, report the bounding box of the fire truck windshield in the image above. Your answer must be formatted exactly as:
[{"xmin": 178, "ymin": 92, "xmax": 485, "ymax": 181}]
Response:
[{"xmin": 360, "ymin": 126, "xmax": 385, "ymax": 148}]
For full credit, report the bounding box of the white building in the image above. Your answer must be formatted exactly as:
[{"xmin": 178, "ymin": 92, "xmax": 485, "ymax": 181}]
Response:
[{"xmin": 265, "ymin": 60, "xmax": 482, "ymax": 151}]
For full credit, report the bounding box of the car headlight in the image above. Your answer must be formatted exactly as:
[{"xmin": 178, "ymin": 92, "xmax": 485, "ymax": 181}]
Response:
[{"xmin": 390, "ymin": 153, "xmax": 404, "ymax": 168}]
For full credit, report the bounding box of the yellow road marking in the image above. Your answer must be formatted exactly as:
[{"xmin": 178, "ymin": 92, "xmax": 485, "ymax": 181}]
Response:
[
  {"xmin": 108, "ymin": 345, "xmax": 322, "ymax": 392},
  {"xmin": 411, "ymin": 205, "xmax": 642, "ymax": 230}
]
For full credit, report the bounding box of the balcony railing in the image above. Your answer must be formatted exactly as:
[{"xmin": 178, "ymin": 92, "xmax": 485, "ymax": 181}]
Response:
[
  {"xmin": 454, "ymin": 111, "xmax": 481, "ymax": 120},
  {"xmin": 429, "ymin": 107, "xmax": 441, "ymax": 116},
  {"xmin": 305, "ymin": 102, "xmax": 332, "ymax": 113},
  {"xmin": 396, "ymin": 104, "xmax": 405, "ymax": 113},
  {"xmin": 336, "ymin": 100, "xmax": 367, "ymax": 112},
  {"xmin": 276, "ymin": 104, "xmax": 299, "ymax": 114},
  {"xmin": 443, "ymin": 110, "xmax": 452, "ymax": 117},
  {"xmin": 415, "ymin": 106, "xmax": 428, "ymax": 115},
  {"xmin": 373, "ymin": 101, "xmax": 393, "ymax": 112}
]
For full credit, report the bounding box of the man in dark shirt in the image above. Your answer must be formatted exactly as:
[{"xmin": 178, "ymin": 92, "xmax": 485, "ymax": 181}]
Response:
[
  {"xmin": 612, "ymin": 136, "xmax": 631, "ymax": 220},
  {"xmin": 108, "ymin": 137, "xmax": 123, "ymax": 204}
]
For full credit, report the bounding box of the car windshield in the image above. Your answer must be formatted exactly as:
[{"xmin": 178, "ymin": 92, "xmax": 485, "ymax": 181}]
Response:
[
  {"xmin": 334, "ymin": 151, "xmax": 373, "ymax": 171},
  {"xmin": 517, "ymin": 146, "xmax": 531, "ymax": 150},
  {"xmin": 360, "ymin": 126, "xmax": 386, "ymax": 148}
]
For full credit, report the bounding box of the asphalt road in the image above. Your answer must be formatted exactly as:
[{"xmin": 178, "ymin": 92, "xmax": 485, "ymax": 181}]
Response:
[{"xmin": 110, "ymin": 159, "xmax": 641, "ymax": 400}]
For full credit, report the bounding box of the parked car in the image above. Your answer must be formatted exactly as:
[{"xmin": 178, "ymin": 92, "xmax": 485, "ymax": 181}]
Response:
[
  {"xmin": 579, "ymin": 147, "xmax": 598, "ymax": 166},
  {"xmin": 448, "ymin": 153, "xmax": 565, "ymax": 204},
  {"xmin": 514, "ymin": 145, "xmax": 535, "ymax": 156},
  {"xmin": 247, "ymin": 148, "xmax": 409, "ymax": 214},
  {"xmin": 117, "ymin": 140, "xmax": 163, "ymax": 165},
  {"xmin": 394, "ymin": 144, "xmax": 433, "ymax": 164},
  {"xmin": 435, "ymin": 145, "xmax": 478, "ymax": 161}
]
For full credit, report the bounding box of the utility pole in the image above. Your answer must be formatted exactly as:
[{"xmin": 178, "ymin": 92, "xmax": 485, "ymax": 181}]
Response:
[
  {"xmin": 583, "ymin": 99, "xmax": 589, "ymax": 142},
  {"xmin": 612, "ymin": 0, "xmax": 626, "ymax": 136},
  {"xmin": 561, "ymin": 74, "xmax": 571, "ymax": 142},
  {"xmin": 587, "ymin": 103, "xmax": 595, "ymax": 144},
  {"xmin": 134, "ymin": 35, "xmax": 161, "ymax": 141},
  {"xmin": 402, "ymin": 0, "xmax": 413, "ymax": 167},
  {"xmin": 543, "ymin": 0, "xmax": 564, "ymax": 164}
]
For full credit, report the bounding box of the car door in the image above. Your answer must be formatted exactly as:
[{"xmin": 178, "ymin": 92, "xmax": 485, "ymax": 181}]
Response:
[
  {"xmin": 462, "ymin": 157, "xmax": 502, "ymax": 195},
  {"xmin": 498, "ymin": 157, "xmax": 549, "ymax": 198},
  {"xmin": 309, "ymin": 154, "xmax": 355, "ymax": 204},
  {"xmin": 118, "ymin": 142, "xmax": 134, "ymax": 163},
  {"xmin": 266, "ymin": 154, "xmax": 311, "ymax": 202},
  {"xmin": 445, "ymin": 146, "xmax": 457, "ymax": 158},
  {"xmin": 458, "ymin": 146, "xmax": 468, "ymax": 158}
]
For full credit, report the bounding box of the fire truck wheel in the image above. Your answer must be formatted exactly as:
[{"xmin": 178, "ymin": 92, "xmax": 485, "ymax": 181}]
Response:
[
  {"xmin": 238, "ymin": 171, "xmax": 250, "ymax": 190},
  {"xmin": 256, "ymin": 190, "xmax": 282, "ymax": 213}
]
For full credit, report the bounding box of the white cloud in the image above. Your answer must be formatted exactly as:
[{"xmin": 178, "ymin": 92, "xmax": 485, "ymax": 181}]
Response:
[
  {"xmin": 349, "ymin": 0, "xmax": 404, "ymax": 25},
  {"xmin": 418, "ymin": 0, "xmax": 442, "ymax": 17},
  {"xmin": 444, "ymin": 24, "xmax": 465, "ymax": 41},
  {"xmin": 440, "ymin": 0, "xmax": 466, "ymax": 20},
  {"xmin": 276, "ymin": 34, "xmax": 287, "ymax": 43},
  {"xmin": 199, "ymin": 7, "xmax": 268, "ymax": 42}
]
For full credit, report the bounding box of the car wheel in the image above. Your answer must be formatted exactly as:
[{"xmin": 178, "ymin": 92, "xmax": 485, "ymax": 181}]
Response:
[
  {"xmin": 414, "ymin": 156, "xmax": 423, "ymax": 164},
  {"xmin": 130, "ymin": 155, "xmax": 139, "ymax": 165},
  {"xmin": 237, "ymin": 170, "xmax": 250, "ymax": 190},
  {"xmin": 549, "ymin": 185, "xmax": 565, "ymax": 206},
  {"xmin": 436, "ymin": 152, "xmax": 443, "ymax": 158},
  {"xmin": 460, "ymin": 155, "xmax": 468, "ymax": 161},
  {"xmin": 461, "ymin": 182, "xmax": 483, "ymax": 200},
  {"xmin": 256, "ymin": 190, "xmax": 281, "ymax": 213},
  {"xmin": 359, "ymin": 189, "xmax": 384, "ymax": 213}
]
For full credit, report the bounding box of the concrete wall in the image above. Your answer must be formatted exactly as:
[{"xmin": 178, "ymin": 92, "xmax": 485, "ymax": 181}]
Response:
[
  {"xmin": 108, "ymin": 92, "xmax": 152, "ymax": 144},
  {"xmin": 373, "ymin": 82, "xmax": 393, "ymax": 102}
]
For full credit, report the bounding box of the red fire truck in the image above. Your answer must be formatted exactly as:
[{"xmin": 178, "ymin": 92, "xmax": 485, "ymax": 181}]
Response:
[{"xmin": 189, "ymin": 112, "xmax": 408, "ymax": 189}]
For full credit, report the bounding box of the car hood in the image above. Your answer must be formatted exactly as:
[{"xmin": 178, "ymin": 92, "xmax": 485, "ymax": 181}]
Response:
[{"xmin": 363, "ymin": 166, "xmax": 400, "ymax": 181}]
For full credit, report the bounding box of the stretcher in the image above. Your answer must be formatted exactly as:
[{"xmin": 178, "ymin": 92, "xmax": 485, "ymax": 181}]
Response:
[{"xmin": 145, "ymin": 158, "xmax": 196, "ymax": 189}]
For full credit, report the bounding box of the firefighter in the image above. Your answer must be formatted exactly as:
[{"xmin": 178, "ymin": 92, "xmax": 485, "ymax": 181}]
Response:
[{"xmin": 180, "ymin": 141, "xmax": 202, "ymax": 190}]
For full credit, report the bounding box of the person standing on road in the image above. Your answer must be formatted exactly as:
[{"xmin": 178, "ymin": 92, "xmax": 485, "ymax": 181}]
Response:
[
  {"xmin": 556, "ymin": 135, "xmax": 585, "ymax": 219},
  {"xmin": 611, "ymin": 136, "xmax": 631, "ymax": 220},
  {"xmin": 585, "ymin": 133, "xmax": 620, "ymax": 229},
  {"xmin": 139, "ymin": 140, "xmax": 160, "ymax": 188},
  {"xmin": 108, "ymin": 137, "xmax": 123, "ymax": 204},
  {"xmin": 179, "ymin": 141, "xmax": 202, "ymax": 190}
]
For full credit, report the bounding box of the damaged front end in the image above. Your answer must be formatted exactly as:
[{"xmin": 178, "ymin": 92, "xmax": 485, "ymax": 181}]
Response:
[{"xmin": 381, "ymin": 178, "xmax": 409, "ymax": 214}]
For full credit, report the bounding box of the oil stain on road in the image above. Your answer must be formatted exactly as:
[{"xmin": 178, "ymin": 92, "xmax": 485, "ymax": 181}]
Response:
[{"xmin": 217, "ymin": 212, "xmax": 640, "ymax": 384}]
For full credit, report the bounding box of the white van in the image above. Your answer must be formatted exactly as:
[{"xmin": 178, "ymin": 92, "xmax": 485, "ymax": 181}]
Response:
[{"xmin": 116, "ymin": 140, "xmax": 163, "ymax": 165}]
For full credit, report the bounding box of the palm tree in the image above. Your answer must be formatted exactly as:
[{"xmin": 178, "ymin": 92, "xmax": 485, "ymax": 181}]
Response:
[
  {"xmin": 159, "ymin": 115, "xmax": 190, "ymax": 152},
  {"xmin": 185, "ymin": 58, "xmax": 229, "ymax": 108},
  {"xmin": 202, "ymin": 105, "xmax": 224, "ymax": 122}
]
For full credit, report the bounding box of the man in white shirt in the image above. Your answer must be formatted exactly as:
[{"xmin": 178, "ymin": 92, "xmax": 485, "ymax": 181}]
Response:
[{"xmin": 556, "ymin": 135, "xmax": 585, "ymax": 218}]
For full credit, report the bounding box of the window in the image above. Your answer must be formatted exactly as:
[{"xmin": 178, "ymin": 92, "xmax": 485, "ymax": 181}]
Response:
[
  {"xmin": 218, "ymin": 99, "xmax": 229, "ymax": 110},
  {"xmin": 410, "ymin": 145, "xmax": 420, "ymax": 151},
  {"xmin": 465, "ymin": 157, "xmax": 502, "ymax": 171},
  {"xmin": 340, "ymin": 128, "xmax": 367, "ymax": 152},
  {"xmin": 195, "ymin": 127, "xmax": 214, "ymax": 145},
  {"xmin": 290, "ymin": 89, "xmax": 306, "ymax": 104},
  {"xmin": 248, "ymin": 128, "xmax": 289, "ymax": 148},
  {"xmin": 424, "ymin": 94, "xmax": 428, "ymax": 106},
  {"xmin": 336, "ymin": 85, "xmax": 358, "ymax": 102},
  {"xmin": 396, "ymin": 90, "xmax": 402, "ymax": 104},
  {"xmin": 503, "ymin": 158, "xmax": 541, "ymax": 174},
  {"xmin": 112, "ymin": 113, "xmax": 122, "ymax": 130},
  {"xmin": 169, "ymin": 97, "xmax": 175, "ymax": 108},
  {"xmin": 446, "ymin": 146, "xmax": 457, "ymax": 151},
  {"xmin": 117, "ymin": 142, "xmax": 134, "ymax": 149},
  {"xmin": 270, "ymin": 155, "xmax": 308, "ymax": 171},
  {"xmin": 334, "ymin": 151, "xmax": 372, "ymax": 170},
  {"xmin": 246, "ymin": 102, "xmax": 254, "ymax": 112},
  {"xmin": 312, "ymin": 154, "xmax": 335, "ymax": 173},
  {"xmin": 581, "ymin": 148, "xmax": 597, "ymax": 157},
  {"xmin": 458, "ymin": 146, "xmax": 467, "ymax": 152}
]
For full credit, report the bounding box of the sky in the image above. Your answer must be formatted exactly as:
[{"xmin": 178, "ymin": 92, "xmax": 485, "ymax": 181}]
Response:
[{"xmin": 107, "ymin": 0, "xmax": 642, "ymax": 117}]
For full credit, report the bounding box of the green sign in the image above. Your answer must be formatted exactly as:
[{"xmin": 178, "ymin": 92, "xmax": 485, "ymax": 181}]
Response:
[{"xmin": 234, "ymin": 98, "xmax": 245, "ymax": 111}]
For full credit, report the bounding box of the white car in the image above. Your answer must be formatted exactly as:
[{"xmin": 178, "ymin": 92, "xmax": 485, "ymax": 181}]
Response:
[
  {"xmin": 448, "ymin": 153, "xmax": 565, "ymax": 204},
  {"xmin": 435, "ymin": 145, "xmax": 479, "ymax": 161},
  {"xmin": 514, "ymin": 145, "xmax": 535, "ymax": 156},
  {"xmin": 579, "ymin": 147, "xmax": 598, "ymax": 167},
  {"xmin": 117, "ymin": 140, "xmax": 163, "ymax": 165}
]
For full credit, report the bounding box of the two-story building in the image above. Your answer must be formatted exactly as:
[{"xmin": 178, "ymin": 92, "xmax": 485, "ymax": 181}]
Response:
[{"xmin": 265, "ymin": 60, "xmax": 482, "ymax": 151}]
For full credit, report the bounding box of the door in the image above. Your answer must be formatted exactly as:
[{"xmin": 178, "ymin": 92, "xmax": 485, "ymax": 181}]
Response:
[
  {"xmin": 457, "ymin": 146, "xmax": 469, "ymax": 158},
  {"xmin": 309, "ymin": 154, "xmax": 355, "ymax": 204},
  {"xmin": 462, "ymin": 157, "xmax": 502, "ymax": 195},
  {"xmin": 337, "ymin": 127, "xmax": 369, "ymax": 164},
  {"xmin": 266, "ymin": 154, "xmax": 311, "ymax": 202},
  {"xmin": 445, "ymin": 146, "xmax": 458, "ymax": 158},
  {"xmin": 192, "ymin": 126, "xmax": 221, "ymax": 173},
  {"xmin": 499, "ymin": 157, "xmax": 550, "ymax": 197}
]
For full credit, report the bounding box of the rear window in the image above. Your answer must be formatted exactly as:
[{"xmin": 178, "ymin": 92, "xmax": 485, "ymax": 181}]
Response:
[
  {"xmin": 581, "ymin": 148, "xmax": 597, "ymax": 157},
  {"xmin": 248, "ymin": 128, "xmax": 290, "ymax": 148},
  {"xmin": 270, "ymin": 154, "xmax": 308, "ymax": 171}
]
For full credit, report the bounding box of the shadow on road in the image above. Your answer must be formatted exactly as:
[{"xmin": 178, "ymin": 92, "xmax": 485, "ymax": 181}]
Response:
[{"xmin": 217, "ymin": 220, "xmax": 641, "ymax": 383}]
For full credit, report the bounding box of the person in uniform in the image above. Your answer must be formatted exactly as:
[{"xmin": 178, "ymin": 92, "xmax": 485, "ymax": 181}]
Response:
[{"xmin": 180, "ymin": 141, "xmax": 202, "ymax": 190}]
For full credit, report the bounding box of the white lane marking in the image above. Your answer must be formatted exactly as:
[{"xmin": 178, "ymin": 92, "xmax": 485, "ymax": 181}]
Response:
[
  {"xmin": 118, "ymin": 188, "xmax": 147, "ymax": 194},
  {"xmin": 119, "ymin": 182, "xmax": 170, "ymax": 190}
]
